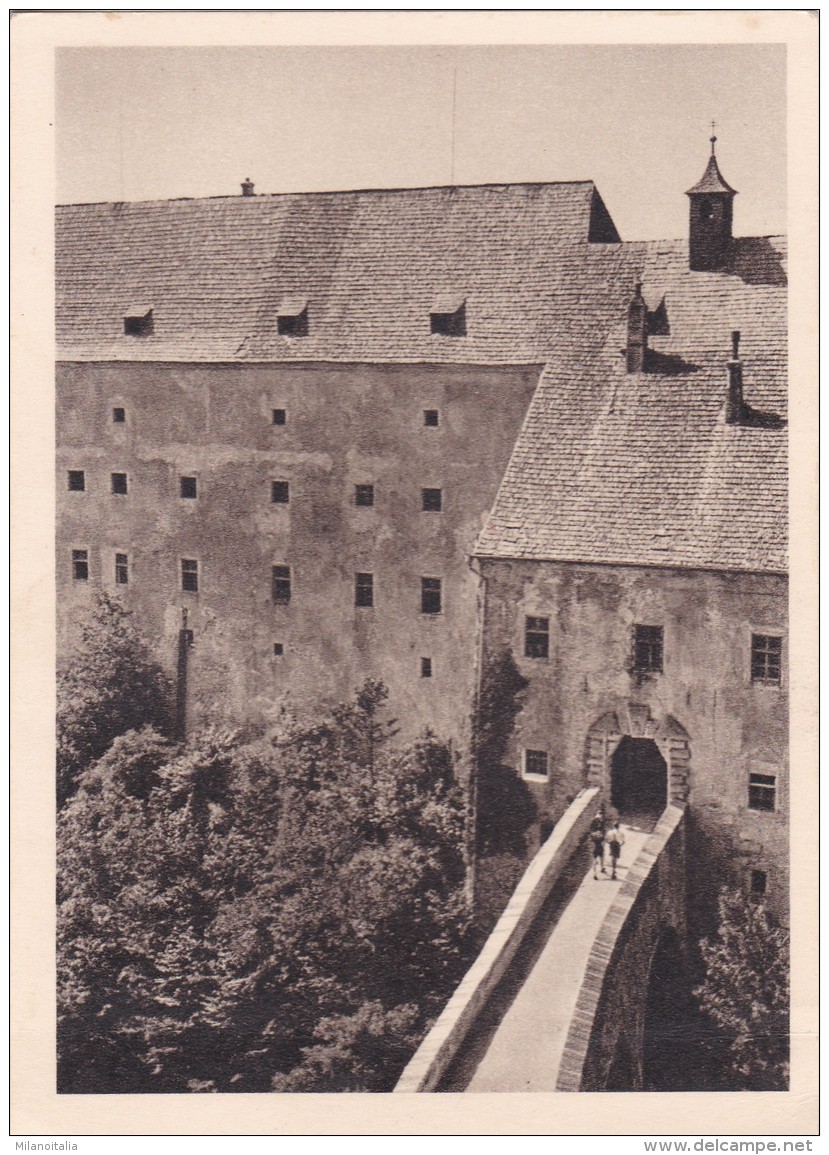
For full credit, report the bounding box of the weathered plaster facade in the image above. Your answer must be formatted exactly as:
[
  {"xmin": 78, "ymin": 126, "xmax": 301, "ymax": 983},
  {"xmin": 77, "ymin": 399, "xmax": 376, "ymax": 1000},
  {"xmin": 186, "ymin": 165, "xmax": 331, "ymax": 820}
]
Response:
[
  {"xmin": 57, "ymin": 359, "xmax": 539, "ymax": 746},
  {"xmin": 476, "ymin": 557, "xmax": 788, "ymax": 923}
]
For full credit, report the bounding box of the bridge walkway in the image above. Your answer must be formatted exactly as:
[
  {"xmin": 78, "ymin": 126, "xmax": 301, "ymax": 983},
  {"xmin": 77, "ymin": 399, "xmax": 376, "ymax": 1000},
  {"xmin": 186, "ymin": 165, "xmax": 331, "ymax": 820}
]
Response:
[{"xmin": 464, "ymin": 821, "xmax": 651, "ymax": 1092}]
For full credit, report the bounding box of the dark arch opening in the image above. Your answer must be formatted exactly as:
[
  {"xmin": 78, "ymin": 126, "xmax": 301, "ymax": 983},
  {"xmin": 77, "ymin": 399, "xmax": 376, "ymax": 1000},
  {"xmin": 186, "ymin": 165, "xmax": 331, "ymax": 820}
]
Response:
[
  {"xmin": 643, "ymin": 926, "xmax": 690, "ymax": 1090},
  {"xmin": 605, "ymin": 1033, "xmax": 636, "ymax": 1091},
  {"xmin": 610, "ymin": 737, "xmax": 667, "ymax": 828}
]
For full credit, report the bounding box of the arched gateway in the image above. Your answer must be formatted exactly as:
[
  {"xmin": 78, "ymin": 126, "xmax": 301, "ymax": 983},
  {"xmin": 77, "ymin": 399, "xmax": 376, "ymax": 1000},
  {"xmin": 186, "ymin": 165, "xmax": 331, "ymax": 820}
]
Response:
[{"xmin": 585, "ymin": 705, "xmax": 690, "ymax": 816}]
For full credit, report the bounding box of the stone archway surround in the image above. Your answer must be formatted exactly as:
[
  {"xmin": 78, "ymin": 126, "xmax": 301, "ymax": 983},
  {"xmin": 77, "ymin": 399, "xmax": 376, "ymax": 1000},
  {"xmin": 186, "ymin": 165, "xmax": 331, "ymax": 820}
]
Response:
[{"xmin": 585, "ymin": 704, "xmax": 690, "ymax": 806}]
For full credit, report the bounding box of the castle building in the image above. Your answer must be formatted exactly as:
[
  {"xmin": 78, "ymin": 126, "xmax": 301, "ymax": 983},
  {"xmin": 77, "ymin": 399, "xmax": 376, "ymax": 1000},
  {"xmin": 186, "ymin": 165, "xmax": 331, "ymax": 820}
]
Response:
[{"xmin": 56, "ymin": 145, "xmax": 788, "ymax": 924}]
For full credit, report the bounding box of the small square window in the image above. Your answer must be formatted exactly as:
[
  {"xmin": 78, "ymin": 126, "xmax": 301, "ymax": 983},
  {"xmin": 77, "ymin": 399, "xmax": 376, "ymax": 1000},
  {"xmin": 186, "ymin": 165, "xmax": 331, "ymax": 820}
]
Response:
[
  {"xmin": 124, "ymin": 309, "xmax": 153, "ymax": 337},
  {"xmin": 115, "ymin": 552, "xmax": 128, "ymax": 585},
  {"xmin": 112, "ymin": 407, "xmax": 126, "ymax": 424},
  {"xmin": 111, "ymin": 472, "xmax": 128, "ymax": 495},
  {"xmin": 355, "ymin": 572, "xmax": 374, "ymax": 608},
  {"xmin": 273, "ymin": 642, "xmax": 284, "ymax": 656},
  {"xmin": 750, "ymin": 869, "xmax": 768, "ymax": 896},
  {"xmin": 421, "ymin": 577, "xmax": 442, "ymax": 615},
  {"xmin": 751, "ymin": 634, "xmax": 782, "ymax": 685},
  {"xmin": 72, "ymin": 548, "xmax": 88, "ymax": 581},
  {"xmin": 748, "ymin": 772, "xmax": 777, "ymax": 812},
  {"xmin": 422, "ymin": 488, "xmax": 442, "ymax": 512},
  {"xmin": 271, "ymin": 480, "xmax": 290, "ymax": 505},
  {"xmin": 524, "ymin": 750, "xmax": 549, "ymax": 779},
  {"xmin": 355, "ymin": 484, "xmax": 375, "ymax": 507},
  {"xmin": 421, "ymin": 657, "xmax": 432, "ymax": 678},
  {"xmin": 272, "ymin": 565, "xmax": 291, "ymax": 605},
  {"xmin": 525, "ymin": 616, "xmax": 549, "ymax": 659},
  {"xmin": 272, "ymin": 408, "xmax": 287, "ymax": 426},
  {"xmin": 430, "ymin": 300, "xmax": 466, "ymax": 337},
  {"xmin": 181, "ymin": 558, "xmax": 199, "ymax": 592},
  {"xmin": 180, "ymin": 476, "xmax": 197, "ymax": 499},
  {"xmin": 633, "ymin": 624, "xmax": 663, "ymax": 673},
  {"xmin": 424, "ymin": 409, "xmax": 439, "ymax": 427},
  {"xmin": 67, "ymin": 470, "xmax": 85, "ymax": 492},
  {"xmin": 277, "ymin": 310, "xmax": 308, "ymax": 337}
]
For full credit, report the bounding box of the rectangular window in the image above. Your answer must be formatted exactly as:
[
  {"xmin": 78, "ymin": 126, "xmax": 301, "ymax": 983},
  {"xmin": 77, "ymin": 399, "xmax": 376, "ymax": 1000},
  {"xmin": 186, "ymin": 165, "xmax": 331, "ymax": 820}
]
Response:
[
  {"xmin": 67, "ymin": 470, "xmax": 85, "ymax": 492},
  {"xmin": 429, "ymin": 299, "xmax": 466, "ymax": 337},
  {"xmin": 633, "ymin": 624, "xmax": 663, "ymax": 673},
  {"xmin": 525, "ymin": 615, "xmax": 549, "ymax": 659},
  {"xmin": 355, "ymin": 484, "xmax": 375, "ymax": 507},
  {"xmin": 751, "ymin": 634, "xmax": 782, "ymax": 685},
  {"xmin": 421, "ymin": 657, "xmax": 432, "ymax": 678},
  {"xmin": 750, "ymin": 869, "xmax": 768, "ymax": 896},
  {"xmin": 273, "ymin": 642, "xmax": 284, "ymax": 656},
  {"xmin": 180, "ymin": 476, "xmax": 197, "ymax": 499},
  {"xmin": 355, "ymin": 572, "xmax": 374, "ymax": 608},
  {"xmin": 112, "ymin": 407, "xmax": 126, "ymax": 423},
  {"xmin": 71, "ymin": 548, "xmax": 88, "ymax": 581},
  {"xmin": 422, "ymin": 487, "xmax": 442, "ymax": 512},
  {"xmin": 421, "ymin": 577, "xmax": 442, "ymax": 615},
  {"xmin": 111, "ymin": 472, "xmax": 128, "ymax": 495},
  {"xmin": 115, "ymin": 552, "xmax": 128, "ymax": 585},
  {"xmin": 272, "ymin": 408, "xmax": 287, "ymax": 426},
  {"xmin": 423, "ymin": 409, "xmax": 439, "ymax": 427},
  {"xmin": 524, "ymin": 750, "xmax": 549, "ymax": 780},
  {"xmin": 124, "ymin": 309, "xmax": 153, "ymax": 337},
  {"xmin": 271, "ymin": 480, "xmax": 290, "ymax": 505},
  {"xmin": 748, "ymin": 772, "xmax": 777, "ymax": 812},
  {"xmin": 277, "ymin": 303, "xmax": 308, "ymax": 337},
  {"xmin": 181, "ymin": 558, "xmax": 198, "ymax": 593},
  {"xmin": 272, "ymin": 565, "xmax": 291, "ymax": 605}
]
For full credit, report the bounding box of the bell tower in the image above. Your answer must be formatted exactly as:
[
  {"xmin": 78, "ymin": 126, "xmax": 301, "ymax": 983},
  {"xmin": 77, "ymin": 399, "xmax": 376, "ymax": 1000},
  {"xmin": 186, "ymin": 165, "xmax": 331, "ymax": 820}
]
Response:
[{"xmin": 686, "ymin": 131, "xmax": 737, "ymax": 272}]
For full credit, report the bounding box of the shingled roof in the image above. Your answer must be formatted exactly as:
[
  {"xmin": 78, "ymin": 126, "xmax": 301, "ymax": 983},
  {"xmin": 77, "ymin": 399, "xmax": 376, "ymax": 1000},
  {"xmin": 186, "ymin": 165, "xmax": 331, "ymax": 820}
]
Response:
[
  {"xmin": 55, "ymin": 180, "xmax": 787, "ymax": 575},
  {"xmin": 474, "ymin": 235, "xmax": 787, "ymax": 574},
  {"xmin": 56, "ymin": 181, "xmax": 620, "ymax": 363}
]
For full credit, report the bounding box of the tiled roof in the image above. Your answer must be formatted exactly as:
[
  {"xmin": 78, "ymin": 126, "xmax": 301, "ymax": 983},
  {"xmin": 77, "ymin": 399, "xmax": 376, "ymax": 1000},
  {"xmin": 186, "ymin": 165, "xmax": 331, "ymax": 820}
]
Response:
[
  {"xmin": 55, "ymin": 181, "xmax": 787, "ymax": 575},
  {"xmin": 686, "ymin": 153, "xmax": 737, "ymax": 197},
  {"xmin": 474, "ymin": 236, "xmax": 787, "ymax": 573},
  {"xmin": 56, "ymin": 181, "xmax": 617, "ymax": 364}
]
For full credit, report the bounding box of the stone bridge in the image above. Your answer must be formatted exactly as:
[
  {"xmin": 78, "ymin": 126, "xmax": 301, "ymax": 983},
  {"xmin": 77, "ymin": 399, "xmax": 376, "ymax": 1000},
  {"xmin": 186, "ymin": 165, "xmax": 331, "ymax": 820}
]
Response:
[{"xmin": 394, "ymin": 793, "xmax": 687, "ymax": 1093}]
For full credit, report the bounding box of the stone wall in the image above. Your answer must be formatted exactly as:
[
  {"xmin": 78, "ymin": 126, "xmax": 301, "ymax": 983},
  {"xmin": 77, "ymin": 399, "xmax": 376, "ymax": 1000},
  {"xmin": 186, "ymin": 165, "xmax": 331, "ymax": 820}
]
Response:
[
  {"xmin": 56, "ymin": 360, "xmax": 539, "ymax": 749},
  {"xmin": 557, "ymin": 804, "xmax": 686, "ymax": 1091},
  {"xmin": 476, "ymin": 558, "xmax": 788, "ymax": 924}
]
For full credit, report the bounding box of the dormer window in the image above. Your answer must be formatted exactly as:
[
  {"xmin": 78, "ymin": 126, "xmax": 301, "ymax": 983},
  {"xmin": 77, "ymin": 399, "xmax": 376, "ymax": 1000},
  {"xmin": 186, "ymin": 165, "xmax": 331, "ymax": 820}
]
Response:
[
  {"xmin": 277, "ymin": 296, "xmax": 308, "ymax": 337},
  {"xmin": 429, "ymin": 294, "xmax": 466, "ymax": 337},
  {"xmin": 124, "ymin": 307, "xmax": 153, "ymax": 337}
]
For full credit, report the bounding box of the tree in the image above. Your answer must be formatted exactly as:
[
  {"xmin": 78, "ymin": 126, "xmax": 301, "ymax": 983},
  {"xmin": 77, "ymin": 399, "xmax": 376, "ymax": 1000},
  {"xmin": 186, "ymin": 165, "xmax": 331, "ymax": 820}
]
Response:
[
  {"xmin": 693, "ymin": 886, "xmax": 789, "ymax": 1090},
  {"xmin": 57, "ymin": 681, "xmax": 474, "ymax": 1093},
  {"xmin": 57, "ymin": 593, "xmax": 173, "ymax": 805}
]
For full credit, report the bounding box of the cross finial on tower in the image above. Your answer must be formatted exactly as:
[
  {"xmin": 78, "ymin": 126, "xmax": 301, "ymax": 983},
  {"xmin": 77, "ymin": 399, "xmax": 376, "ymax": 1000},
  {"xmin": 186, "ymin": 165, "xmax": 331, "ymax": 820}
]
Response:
[{"xmin": 710, "ymin": 121, "xmax": 717, "ymax": 154}]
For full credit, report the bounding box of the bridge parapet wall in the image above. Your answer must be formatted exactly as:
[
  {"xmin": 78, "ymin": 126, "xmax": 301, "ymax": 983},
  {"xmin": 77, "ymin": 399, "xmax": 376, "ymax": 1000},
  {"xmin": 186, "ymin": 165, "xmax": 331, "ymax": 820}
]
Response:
[
  {"xmin": 394, "ymin": 786, "xmax": 600, "ymax": 1093},
  {"xmin": 556, "ymin": 804, "xmax": 686, "ymax": 1092}
]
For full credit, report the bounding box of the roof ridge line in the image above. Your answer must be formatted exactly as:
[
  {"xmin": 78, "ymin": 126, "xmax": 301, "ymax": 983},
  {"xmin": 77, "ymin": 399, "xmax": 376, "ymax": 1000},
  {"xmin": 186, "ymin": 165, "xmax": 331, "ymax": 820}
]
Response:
[{"xmin": 55, "ymin": 179, "xmax": 598, "ymax": 210}]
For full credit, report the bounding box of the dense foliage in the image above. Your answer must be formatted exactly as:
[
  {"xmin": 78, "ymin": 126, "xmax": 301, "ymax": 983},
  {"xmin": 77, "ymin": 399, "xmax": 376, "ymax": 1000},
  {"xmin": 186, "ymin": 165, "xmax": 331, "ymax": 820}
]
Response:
[
  {"xmin": 693, "ymin": 886, "xmax": 790, "ymax": 1090},
  {"xmin": 57, "ymin": 593, "xmax": 173, "ymax": 806},
  {"xmin": 57, "ymin": 676, "xmax": 474, "ymax": 1093}
]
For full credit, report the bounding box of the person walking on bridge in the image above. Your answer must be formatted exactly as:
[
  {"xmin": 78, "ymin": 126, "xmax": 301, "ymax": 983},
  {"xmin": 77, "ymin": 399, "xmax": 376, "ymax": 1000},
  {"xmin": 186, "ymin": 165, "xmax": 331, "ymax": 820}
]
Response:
[
  {"xmin": 590, "ymin": 811, "xmax": 606, "ymax": 879},
  {"xmin": 605, "ymin": 820, "xmax": 625, "ymax": 880}
]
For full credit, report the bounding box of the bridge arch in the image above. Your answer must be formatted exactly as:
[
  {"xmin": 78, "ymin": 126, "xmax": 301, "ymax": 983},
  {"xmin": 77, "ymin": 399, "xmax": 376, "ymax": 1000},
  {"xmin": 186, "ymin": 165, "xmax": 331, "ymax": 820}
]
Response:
[
  {"xmin": 585, "ymin": 705, "xmax": 690, "ymax": 808},
  {"xmin": 556, "ymin": 804, "xmax": 686, "ymax": 1092},
  {"xmin": 642, "ymin": 924, "xmax": 687, "ymax": 1090}
]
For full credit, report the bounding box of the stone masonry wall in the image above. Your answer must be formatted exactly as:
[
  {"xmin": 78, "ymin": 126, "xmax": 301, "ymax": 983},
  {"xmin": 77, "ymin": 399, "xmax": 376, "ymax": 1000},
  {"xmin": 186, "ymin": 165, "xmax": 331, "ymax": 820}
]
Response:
[
  {"xmin": 57, "ymin": 360, "xmax": 539, "ymax": 752},
  {"xmin": 477, "ymin": 558, "xmax": 788, "ymax": 925}
]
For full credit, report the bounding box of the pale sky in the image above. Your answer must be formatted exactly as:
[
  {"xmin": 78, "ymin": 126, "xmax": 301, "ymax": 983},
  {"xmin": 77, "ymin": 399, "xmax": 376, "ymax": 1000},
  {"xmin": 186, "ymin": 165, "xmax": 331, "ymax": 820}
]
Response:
[{"xmin": 56, "ymin": 44, "xmax": 786, "ymax": 241}]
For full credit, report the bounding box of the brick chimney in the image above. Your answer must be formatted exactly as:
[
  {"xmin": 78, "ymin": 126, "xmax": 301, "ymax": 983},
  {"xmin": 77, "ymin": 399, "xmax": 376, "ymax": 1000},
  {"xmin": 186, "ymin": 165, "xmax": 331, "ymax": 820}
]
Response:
[
  {"xmin": 626, "ymin": 283, "xmax": 648, "ymax": 373},
  {"xmin": 725, "ymin": 330, "xmax": 744, "ymax": 424},
  {"xmin": 241, "ymin": 177, "xmax": 255, "ymax": 197}
]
